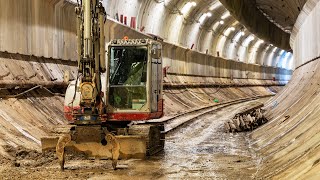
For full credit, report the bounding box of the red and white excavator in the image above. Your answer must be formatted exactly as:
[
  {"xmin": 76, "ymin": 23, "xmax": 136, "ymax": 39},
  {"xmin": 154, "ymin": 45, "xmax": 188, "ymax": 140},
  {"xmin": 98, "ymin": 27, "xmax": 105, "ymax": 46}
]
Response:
[{"xmin": 41, "ymin": 0, "xmax": 164, "ymax": 170}]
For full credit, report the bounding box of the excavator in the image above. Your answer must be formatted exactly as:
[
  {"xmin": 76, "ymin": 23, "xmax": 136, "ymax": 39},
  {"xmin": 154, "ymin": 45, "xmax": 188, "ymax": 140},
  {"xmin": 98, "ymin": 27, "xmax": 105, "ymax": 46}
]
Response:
[{"xmin": 41, "ymin": 0, "xmax": 164, "ymax": 170}]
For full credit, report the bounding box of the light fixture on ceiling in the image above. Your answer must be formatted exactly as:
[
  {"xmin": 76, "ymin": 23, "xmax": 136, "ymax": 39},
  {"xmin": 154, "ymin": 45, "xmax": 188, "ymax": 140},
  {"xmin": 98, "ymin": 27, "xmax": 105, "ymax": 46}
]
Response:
[
  {"xmin": 272, "ymin": 47, "xmax": 277, "ymax": 53},
  {"xmin": 242, "ymin": 35, "xmax": 255, "ymax": 46},
  {"xmin": 219, "ymin": 20, "xmax": 224, "ymax": 24},
  {"xmin": 199, "ymin": 12, "xmax": 212, "ymax": 24},
  {"xmin": 209, "ymin": 2, "xmax": 222, "ymax": 11},
  {"xmin": 221, "ymin": 11, "xmax": 230, "ymax": 20},
  {"xmin": 181, "ymin": 1, "xmax": 197, "ymax": 15},
  {"xmin": 239, "ymin": 26, "xmax": 245, "ymax": 36},
  {"xmin": 248, "ymin": 35, "xmax": 255, "ymax": 41}
]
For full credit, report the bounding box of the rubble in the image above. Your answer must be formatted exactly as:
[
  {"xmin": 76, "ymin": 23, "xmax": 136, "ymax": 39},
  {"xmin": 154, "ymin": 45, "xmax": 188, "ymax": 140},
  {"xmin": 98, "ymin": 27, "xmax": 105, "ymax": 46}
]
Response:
[{"xmin": 225, "ymin": 108, "xmax": 268, "ymax": 132}]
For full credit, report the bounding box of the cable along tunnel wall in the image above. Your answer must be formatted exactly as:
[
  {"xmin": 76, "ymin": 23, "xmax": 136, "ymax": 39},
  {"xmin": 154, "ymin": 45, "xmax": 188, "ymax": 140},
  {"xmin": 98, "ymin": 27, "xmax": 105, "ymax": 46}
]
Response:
[{"xmin": 0, "ymin": 0, "xmax": 292, "ymax": 158}]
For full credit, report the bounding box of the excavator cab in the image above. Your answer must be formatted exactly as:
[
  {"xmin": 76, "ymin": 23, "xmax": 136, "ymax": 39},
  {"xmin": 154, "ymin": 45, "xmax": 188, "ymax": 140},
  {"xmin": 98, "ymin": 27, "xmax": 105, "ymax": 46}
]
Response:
[{"xmin": 106, "ymin": 39, "xmax": 164, "ymax": 121}]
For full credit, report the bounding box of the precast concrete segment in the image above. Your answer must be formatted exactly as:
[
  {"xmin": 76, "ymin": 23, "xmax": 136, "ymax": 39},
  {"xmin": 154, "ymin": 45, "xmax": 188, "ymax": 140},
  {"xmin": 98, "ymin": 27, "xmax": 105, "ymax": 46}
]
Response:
[
  {"xmin": 254, "ymin": 0, "xmax": 307, "ymax": 35},
  {"xmin": 0, "ymin": 52, "xmax": 78, "ymax": 87},
  {"xmin": 219, "ymin": 0, "xmax": 291, "ymax": 51},
  {"xmin": 0, "ymin": 0, "xmax": 77, "ymax": 60},
  {"xmin": 0, "ymin": 0, "xmax": 292, "ymax": 84},
  {"xmin": 245, "ymin": 0, "xmax": 320, "ymax": 178},
  {"xmin": 102, "ymin": 0, "xmax": 291, "ymax": 68},
  {"xmin": 0, "ymin": 0, "xmax": 294, "ymax": 69},
  {"xmin": 249, "ymin": 58, "xmax": 320, "ymax": 179},
  {"xmin": 290, "ymin": 0, "xmax": 320, "ymax": 68}
]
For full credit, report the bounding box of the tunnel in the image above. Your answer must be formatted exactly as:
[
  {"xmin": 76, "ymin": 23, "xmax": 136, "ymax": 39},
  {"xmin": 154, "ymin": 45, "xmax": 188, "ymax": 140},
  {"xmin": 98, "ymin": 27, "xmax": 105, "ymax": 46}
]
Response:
[{"xmin": 0, "ymin": 0, "xmax": 319, "ymax": 179}]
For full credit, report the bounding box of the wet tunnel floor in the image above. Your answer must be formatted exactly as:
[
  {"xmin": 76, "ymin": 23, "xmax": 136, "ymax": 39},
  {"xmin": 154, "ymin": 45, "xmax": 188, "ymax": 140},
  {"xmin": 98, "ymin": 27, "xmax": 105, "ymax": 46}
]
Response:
[{"xmin": 0, "ymin": 101, "xmax": 266, "ymax": 180}]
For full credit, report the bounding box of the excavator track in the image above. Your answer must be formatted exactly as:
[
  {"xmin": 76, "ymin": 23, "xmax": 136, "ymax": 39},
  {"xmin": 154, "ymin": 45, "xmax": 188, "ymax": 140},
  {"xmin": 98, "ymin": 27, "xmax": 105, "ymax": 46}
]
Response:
[{"xmin": 128, "ymin": 124, "xmax": 165, "ymax": 156}]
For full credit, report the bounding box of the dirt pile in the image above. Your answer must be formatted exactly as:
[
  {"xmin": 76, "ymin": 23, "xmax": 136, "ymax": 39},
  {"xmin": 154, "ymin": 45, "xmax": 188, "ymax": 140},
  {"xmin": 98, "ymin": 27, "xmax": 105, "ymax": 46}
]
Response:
[{"xmin": 3, "ymin": 145, "xmax": 57, "ymax": 168}]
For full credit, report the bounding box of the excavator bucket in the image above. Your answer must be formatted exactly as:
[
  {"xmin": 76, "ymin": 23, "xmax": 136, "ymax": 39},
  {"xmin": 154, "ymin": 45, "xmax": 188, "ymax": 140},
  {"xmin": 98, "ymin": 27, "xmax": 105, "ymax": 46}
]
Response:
[
  {"xmin": 41, "ymin": 124, "xmax": 164, "ymax": 169},
  {"xmin": 42, "ymin": 135, "xmax": 146, "ymax": 170},
  {"xmin": 41, "ymin": 135, "xmax": 147, "ymax": 158}
]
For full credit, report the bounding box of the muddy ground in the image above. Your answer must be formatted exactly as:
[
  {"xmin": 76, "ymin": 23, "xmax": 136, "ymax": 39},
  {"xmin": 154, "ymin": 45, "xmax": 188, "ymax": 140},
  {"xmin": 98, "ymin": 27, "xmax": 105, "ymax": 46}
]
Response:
[{"xmin": 0, "ymin": 100, "xmax": 266, "ymax": 180}]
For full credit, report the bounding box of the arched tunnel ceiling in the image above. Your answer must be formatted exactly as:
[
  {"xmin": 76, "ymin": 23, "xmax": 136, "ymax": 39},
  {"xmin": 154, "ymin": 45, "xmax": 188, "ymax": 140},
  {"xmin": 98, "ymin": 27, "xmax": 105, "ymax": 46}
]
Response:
[
  {"xmin": 67, "ymin": 0, "xmax": 294, "ymax": 69},
  {"xmin": 256, "ymin": 0, "xmax": 307, "ymax": 33}
]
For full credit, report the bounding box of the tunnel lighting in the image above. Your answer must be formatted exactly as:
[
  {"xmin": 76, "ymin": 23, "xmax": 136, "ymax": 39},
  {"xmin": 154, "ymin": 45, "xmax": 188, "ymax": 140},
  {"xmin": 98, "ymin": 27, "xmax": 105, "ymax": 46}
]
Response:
[
  {"xmin": 254, "ymin": 40, "xmax": 264, "ymax": 46},
  {"xmin": 199, "ymin": 12, "xmax": 212, "ymax": 24},
  {"xmin": 199, "ymin": 14, "xmax": 207, "ymax": 24},
  {"xmin": 245, "ymin": 35, "xmax": 255, "ymax": 42},
  {"xmin": 242, "ymin": 35, "xmax": 255, "ymax": 47},
  {"xmin": 219, "ymin": 20, "xmax": 224, "ymax": 24},
  {"xmin": 282, "ymin": 52, "xmax": 292, "ymax": 68},
  {"xmin": 181, "ymin": 2, "xmax": 197, "ymax": 15},
  {"xmin": 224, "ymin": 27, "xmax": 235, "ymax": 36},
  {"xmin": 279, "ymin": 50, "xmax": 285, "ymax": 55},
  {"xmin": 221, "ymin": 11, "xmax": 230, "ymax": 20},
  {"xmin": 212, "ymin": 22, "xmax": 220, "ymax": 30},
  {"xmin": 252, "ymin": 39, "xmax": 265, "ymax": 50},
  {"xmin": 241, "ymin": 31, "xmax": 245, "ymax": 36},
  {"xmin": 272, "ymin": 47, "xmax": 277, "ymax": 53},
  {"xmin": 265, "ymin": 45, "xmax": 270, "ymax": 51},
  {"xmin": 209, "ymin": 2, "xmax": 222, "ymax": 10},
  {"xmin": 232, "ymin": 21, "xmax": 239, "ymax": 26},
  {"xmin": 233, "ymin": 32, "xmax": 243, "ymax": 43}
]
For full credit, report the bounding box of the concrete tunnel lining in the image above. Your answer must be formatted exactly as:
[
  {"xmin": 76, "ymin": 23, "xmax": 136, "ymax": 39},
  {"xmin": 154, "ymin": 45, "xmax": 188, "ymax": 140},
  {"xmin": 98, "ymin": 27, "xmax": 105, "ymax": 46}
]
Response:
[{"xmin": 0, "ymin": 0, "xmax": 319, "ymax": 179}]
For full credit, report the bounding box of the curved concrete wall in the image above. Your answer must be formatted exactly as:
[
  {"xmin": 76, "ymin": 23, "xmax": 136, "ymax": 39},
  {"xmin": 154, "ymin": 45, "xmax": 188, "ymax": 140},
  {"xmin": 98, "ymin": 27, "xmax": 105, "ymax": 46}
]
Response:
[
  {"xmin": 219, "ymin": 0, "xmax": 291, "ymax": 51},
  {"xmin": 250, "ymin": 0, "xmax": 320, "ymax": 178},
  {"xmin": 290, "ymin": 0, "xmax": 320, "ymax": 68},
  {"xmin": 100, "ymin": 0, "xmax": 294, "ymax": 69},
  {"xmin": 0, "ymin": 0, "xmax": 292, "ymax": 82},
  {"xmin": 105, "ymin": 19, "xmax": 292, "ymax": 82},
  {"xmin": 0, "ymin": 0, "xmax": 292, "ymax": 158},
  {"xmin": 0, "ymin": 0, "xmax": 77, "ymax": 60}
]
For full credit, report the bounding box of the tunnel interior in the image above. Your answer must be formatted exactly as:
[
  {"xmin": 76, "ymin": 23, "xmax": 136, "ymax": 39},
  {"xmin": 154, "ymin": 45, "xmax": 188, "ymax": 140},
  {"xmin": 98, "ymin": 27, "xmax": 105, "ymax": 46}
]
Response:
[{"xmin": 0, "ymin": 0, "xmax": 319, "ymax": 179}]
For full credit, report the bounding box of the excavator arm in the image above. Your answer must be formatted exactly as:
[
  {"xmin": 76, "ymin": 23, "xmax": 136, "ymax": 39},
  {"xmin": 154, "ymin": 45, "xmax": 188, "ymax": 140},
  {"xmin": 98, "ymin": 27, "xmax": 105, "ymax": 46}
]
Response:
[
  {"xmin": 75, "ymin": 0, "xmax": 106, "ymax": 120},
  {"xmin": 54, "ymin": 0, "xmax": 122, "ymax": 170}
]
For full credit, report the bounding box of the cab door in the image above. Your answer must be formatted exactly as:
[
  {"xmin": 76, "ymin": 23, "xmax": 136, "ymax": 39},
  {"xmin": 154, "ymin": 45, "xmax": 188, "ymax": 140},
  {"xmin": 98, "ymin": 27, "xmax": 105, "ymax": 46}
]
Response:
[{"xmin": 150, "ymin": 44, "xmax": 162, "ymax": 112}]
